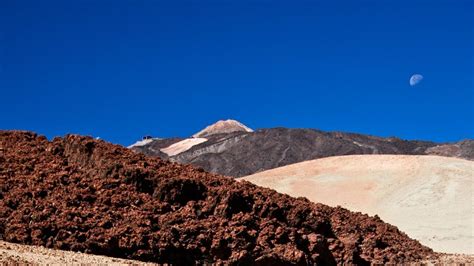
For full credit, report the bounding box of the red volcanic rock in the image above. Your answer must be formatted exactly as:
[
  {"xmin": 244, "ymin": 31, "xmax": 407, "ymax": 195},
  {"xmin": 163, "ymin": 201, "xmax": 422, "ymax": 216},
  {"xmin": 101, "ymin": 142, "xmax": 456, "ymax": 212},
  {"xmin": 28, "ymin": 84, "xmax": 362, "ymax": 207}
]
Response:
[{"xmin": 0, "ymin": 131, "xmax": 436, "ymax": 264}]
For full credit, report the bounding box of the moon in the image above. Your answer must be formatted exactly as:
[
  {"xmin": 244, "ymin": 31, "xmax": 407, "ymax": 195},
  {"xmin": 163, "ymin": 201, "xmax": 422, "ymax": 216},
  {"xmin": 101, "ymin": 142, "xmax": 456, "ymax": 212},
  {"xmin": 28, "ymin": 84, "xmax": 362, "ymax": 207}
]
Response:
[{"xmin": 409, "ymin": 74, "xmax": 423, "ymax": 86}]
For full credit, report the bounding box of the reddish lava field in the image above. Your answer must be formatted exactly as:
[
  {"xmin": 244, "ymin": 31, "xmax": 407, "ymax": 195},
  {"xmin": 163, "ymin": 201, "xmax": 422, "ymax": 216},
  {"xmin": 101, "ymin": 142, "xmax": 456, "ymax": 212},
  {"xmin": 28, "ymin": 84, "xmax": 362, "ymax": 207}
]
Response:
[{"xmin": 0, "ymin": 131, "xmax": 436, "ymax": 265}]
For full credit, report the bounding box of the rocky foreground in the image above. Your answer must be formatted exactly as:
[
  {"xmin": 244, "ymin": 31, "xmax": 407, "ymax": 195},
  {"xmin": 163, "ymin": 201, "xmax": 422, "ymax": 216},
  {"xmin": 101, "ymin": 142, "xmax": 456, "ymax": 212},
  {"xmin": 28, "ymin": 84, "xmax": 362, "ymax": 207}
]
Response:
[{"xmin": 0, "ymin": 131, "xmax": 437, "ymax": 264}]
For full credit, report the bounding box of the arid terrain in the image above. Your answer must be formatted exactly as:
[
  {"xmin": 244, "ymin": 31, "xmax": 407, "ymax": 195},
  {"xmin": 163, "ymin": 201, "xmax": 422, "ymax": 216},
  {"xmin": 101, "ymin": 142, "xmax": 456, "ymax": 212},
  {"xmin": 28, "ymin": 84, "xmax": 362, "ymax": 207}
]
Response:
[
  {"xmin": 0, "ymin": 131, "xmax": 442, "ymax": 264},
  {"xmin": 3, "ymin": 0, "xmax": 472, "ymax": 263},
  {"xmin": 242, "ymin": 155, "xmax": 474, "ymax": 254}
]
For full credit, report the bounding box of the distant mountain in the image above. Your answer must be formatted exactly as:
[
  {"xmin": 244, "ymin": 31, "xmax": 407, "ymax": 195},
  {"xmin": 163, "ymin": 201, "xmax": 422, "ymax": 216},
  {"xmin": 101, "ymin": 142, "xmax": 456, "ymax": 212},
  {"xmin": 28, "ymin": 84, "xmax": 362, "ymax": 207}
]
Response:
[{"xmin": 129, "ymin": 120, "xmax": 474, "ymax": 177}]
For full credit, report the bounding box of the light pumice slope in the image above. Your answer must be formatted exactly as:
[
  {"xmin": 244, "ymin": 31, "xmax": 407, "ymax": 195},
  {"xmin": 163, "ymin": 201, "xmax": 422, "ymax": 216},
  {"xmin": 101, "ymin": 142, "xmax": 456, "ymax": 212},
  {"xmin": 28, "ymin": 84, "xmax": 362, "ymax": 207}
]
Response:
[
  {"xmin": 160, "ymin": 137, "xmax": 208, "ymax": 156},
  {"xmin": 241, "ymin": 155, "xmax": 474, "ymax": 254}
]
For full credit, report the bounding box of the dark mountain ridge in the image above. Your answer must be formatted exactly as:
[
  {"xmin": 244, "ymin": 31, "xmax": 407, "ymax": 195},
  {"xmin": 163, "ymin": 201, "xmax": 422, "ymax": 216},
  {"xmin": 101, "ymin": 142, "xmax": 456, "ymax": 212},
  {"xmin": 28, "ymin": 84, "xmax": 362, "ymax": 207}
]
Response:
[{"xmin": 131, "ymin": 121, "xmax": 473, "ymax": 177}]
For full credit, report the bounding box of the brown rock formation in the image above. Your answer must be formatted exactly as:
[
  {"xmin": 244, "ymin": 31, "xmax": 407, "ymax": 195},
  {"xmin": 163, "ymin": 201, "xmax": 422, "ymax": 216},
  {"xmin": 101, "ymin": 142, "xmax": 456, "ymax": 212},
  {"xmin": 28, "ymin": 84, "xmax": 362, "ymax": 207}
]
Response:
[{"xmin": 0, "ymin": 131, "xmax": 436, "ymax": 264}]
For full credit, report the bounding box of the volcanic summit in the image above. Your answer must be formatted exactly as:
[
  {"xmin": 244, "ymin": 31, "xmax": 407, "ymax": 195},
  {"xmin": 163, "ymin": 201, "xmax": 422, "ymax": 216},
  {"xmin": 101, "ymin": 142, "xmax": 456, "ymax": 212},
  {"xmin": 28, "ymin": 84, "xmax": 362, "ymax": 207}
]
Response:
[{"xmin": 192, "ymin": 119, "xmax": 253, "ymax": 138}]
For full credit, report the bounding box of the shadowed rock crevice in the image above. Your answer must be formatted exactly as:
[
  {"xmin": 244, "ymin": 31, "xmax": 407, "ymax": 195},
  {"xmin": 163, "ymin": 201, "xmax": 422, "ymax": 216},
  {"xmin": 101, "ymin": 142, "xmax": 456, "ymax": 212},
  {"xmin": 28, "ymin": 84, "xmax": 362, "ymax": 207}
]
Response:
[{"xmin": 154, "ymin": 178, "xmax": 207, "ymax": 206}]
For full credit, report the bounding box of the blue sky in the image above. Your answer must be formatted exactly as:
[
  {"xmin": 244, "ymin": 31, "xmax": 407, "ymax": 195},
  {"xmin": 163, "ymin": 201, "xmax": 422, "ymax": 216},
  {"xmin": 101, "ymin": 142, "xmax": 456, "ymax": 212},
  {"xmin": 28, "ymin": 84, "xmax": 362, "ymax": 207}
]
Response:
[{"xmin": 1, "ymin": 0, "xmax": 472, "ymax": 145}]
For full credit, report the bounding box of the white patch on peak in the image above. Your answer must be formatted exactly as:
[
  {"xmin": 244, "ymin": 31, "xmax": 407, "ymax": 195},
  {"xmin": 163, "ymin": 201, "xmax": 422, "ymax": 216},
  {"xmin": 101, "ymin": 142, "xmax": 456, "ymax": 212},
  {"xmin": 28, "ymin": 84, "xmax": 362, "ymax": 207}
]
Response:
[{"xmin": 127, "ymin": 138, "xmax": 154, "ymax": 148}]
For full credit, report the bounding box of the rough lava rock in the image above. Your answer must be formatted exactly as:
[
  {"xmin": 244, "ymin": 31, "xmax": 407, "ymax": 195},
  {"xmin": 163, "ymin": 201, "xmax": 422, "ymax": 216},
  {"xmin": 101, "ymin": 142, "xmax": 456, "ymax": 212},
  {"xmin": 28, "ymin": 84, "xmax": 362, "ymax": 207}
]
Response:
[{"xmin": 0, "ymin": 131, "xmax": 437, "ymax": 264}]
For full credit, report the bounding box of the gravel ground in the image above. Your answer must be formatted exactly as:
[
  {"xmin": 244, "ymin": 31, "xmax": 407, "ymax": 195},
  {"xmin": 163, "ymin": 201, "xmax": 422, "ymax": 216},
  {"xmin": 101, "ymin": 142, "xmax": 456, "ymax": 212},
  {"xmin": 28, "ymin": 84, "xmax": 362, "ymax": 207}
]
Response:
[
  {"xmin": 419, "ymin": 254, "xmax": 474, "ymax": 264},
  {"xmin": 0, "ymin": 241, "xmax": 157, "ymax": 265},
  {"xmin": 1, "ymin": 241, "xmax": 473, "ymax": 265}
]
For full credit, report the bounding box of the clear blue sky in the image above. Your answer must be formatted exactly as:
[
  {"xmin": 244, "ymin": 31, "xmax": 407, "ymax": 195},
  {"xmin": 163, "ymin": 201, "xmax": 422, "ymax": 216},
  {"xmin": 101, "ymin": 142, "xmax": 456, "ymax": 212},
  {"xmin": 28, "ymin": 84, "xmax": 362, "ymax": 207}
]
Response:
[{"xmin": 1, "ymin": 0, "xmax": 472, "ymax": 145}]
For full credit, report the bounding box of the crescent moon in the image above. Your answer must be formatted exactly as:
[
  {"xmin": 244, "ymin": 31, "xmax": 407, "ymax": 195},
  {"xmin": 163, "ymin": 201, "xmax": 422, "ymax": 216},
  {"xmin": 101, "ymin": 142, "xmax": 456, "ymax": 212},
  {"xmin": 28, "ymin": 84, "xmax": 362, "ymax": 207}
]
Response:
[{"xmin": 410, "ymin": 74, "xmax": 423, "ymax": 86}]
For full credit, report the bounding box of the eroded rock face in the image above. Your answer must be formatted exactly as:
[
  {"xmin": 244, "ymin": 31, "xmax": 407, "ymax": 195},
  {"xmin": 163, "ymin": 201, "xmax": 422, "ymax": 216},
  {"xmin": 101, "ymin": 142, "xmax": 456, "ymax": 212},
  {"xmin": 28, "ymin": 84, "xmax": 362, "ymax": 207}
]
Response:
[
  {"xmin": 425, "ymin": 140, "xmax": 474, "ymax": 160},
  {"xmin": 0, "ymin": 131, "xmax": 436, "ymax": 264}
]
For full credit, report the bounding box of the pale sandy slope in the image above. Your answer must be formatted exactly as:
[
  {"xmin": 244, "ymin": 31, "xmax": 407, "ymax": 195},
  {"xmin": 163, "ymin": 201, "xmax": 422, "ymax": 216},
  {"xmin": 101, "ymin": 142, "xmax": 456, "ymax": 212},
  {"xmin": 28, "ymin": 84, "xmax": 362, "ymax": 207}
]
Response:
[{"xmin": 241, "ymin": 155, "xmax": 474, "ymax": 254}]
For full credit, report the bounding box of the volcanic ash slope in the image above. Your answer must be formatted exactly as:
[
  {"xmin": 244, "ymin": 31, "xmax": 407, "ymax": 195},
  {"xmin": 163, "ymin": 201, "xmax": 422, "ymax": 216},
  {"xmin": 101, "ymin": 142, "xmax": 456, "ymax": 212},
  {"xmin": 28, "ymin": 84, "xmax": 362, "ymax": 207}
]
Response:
[{"xmin": 241, "ymin": 155, "xmax": 474, "ymax": 254}]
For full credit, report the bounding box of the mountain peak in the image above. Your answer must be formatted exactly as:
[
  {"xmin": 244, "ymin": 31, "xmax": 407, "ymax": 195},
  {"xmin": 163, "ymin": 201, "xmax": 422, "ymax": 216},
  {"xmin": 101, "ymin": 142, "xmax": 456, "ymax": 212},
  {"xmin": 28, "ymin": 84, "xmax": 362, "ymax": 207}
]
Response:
[{"xmin": 193, "ymin": 119, "xmax": 253, "ymax": 138}]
